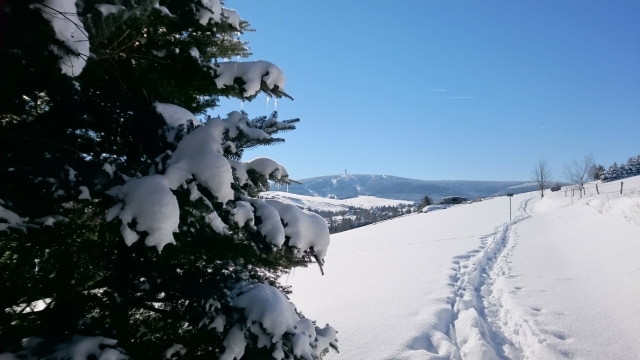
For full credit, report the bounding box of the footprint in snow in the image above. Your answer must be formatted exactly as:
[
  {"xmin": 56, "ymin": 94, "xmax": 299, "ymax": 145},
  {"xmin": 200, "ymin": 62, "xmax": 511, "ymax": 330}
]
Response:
[{"xmin": 544, "ymin": 329, "xmax": 571, "ymax": 341}]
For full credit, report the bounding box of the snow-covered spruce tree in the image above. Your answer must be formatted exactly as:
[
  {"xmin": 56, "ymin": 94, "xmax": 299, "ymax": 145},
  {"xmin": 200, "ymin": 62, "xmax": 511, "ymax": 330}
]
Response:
[
  {"xmin": 602, "ymin": 162, "xmax": 620, "ymax": 182},
  {"xmin": 0, "ymin": 1, "xmax": 338, "ymax": 359}
]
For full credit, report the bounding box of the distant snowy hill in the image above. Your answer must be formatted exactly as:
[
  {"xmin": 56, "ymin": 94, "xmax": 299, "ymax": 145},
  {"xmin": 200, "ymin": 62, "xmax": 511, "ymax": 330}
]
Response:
[
  {"xmin": 286, "ymin": 174, "xmax": 537, "ymax": 201},
  {"xmin": 261, "ymin": 191, "xmax": 413, "ymax": 212}
]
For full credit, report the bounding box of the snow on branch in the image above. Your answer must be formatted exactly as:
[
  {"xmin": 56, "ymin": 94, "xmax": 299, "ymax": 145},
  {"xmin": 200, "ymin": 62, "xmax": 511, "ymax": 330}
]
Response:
[
  {"xmin": 52, "ymin": 336, "xmax": 126, "ymax": 360},
  {"xmin": 0, "ymin": 203, "xmax": 27, "ymax": 232},
  {"xmin": 219, "ymin": 325, "xmax": 246, "ymax": 360},
  {"xmin": 95, "ymin": 4, "xmax": 125, "ymax": 17},
  {"xmin": 228, "ymin": 156, "xmax": 291, "ymax": 191},
  {"xmin": 106, "ymin": 104, "xmax": 307, "ymax": 251},
  {"xmin": 210, "ymin": 61, "xmax": 287, "ymax": 98},
  {"xmin": 228, "ymin": 159, "xmax": 249, "ymax": 186},
  {"xmin": 189, "ymin": 47, "xmax": 201, "ymax": 61},
  {"xmin": 154, "ymin": 102, "xmax": 202, "ymax": 142},
  {"xmin": 250, "ymin": 199, "xmax": 286, "ymax": 247},
  {"xmin": 152, "ymin": 0, "xmax": 174, "ymax": 17},
  {"xmin": 105, "ymin": 103, "xmax": 328, "ymax": 259},
  {"xmin": 37, "ymin": 0, "xmax": 90, "ymax": 77},
  {"xmin": 231, "ymin": 200, "xmax": 254, "ymax": 228},
  {"xmin": 164, "ymin": 343, "xmax": 186, "ymax": 358},
  {"xmin": 224, "ymin": 111, "xmax": 270, "ymax": 140},
  {"xmin": 264, "ymin": 200, "xmax": 330, "ymax": 261},
  {"xmin": 164, "ymin": 117, "xmax": 235, "ymax": 203},
  {"xmin": 197, "ymin": 0, "xmax": 222, "ymax": 25},
  {"xmin": 0, "ymin": 336, "xmax": 127, "ymax": 360},
  {"xmin": 33, "ymin": 215, "xmax": 69, "ymax": 227},
  {"xmin": 222, "ymin": 283, "xmax": 338, "ymax": 360},
  {"xmin": 106, "ymin": 175, "xmax": 180, "ymax": 251},
  {"xmin": 196, "ymin": 1, "xmax": 244, "ymax": 29},
  {"xmin": 1, "ymin": 200, "xmax": 68, "ymax": 232},
  {"xmin": 245, "ymin": 157, "xmax": 289, "ymax": 183},
  {"xmin": 221, "ymin": 8, "xmax": 242, "ymax": 30}
]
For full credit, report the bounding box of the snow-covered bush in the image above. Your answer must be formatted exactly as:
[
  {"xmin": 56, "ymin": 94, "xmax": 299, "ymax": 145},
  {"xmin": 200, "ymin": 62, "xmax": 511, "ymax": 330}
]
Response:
[{"xmin": 0, "ymin": 1, "xmax": 336, "ymax": 359}]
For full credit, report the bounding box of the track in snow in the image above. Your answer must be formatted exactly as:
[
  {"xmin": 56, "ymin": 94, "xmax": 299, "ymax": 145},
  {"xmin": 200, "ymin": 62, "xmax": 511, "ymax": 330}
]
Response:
[{"xmin": 446, "ymin": 196, "xmax": 534, "ymax": 359}]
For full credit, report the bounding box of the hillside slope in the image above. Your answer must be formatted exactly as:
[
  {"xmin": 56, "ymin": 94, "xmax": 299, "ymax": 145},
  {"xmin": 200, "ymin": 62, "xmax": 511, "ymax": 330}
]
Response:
[
  {"xmin": 260, "ymin": 191, "xmax": 414, "ymax": 212},
  {"xmin": 286, "ymin": 176, "xmax": 640, "ymax": 359},
  {"xmin": 287, "ymin": 174, "xmax": 538, "ymax": 201}
]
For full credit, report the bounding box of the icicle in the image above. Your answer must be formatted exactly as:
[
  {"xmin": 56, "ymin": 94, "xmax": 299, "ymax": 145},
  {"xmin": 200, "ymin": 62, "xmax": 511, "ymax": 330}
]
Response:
[
  {"xmin": 266, "ymin": 96, "xmax": 270, "ymax": 108},
  {"xmin": 240, "ymin": 100, "xmax": 244, "ymax": 109},
  {"xmin": 274, "ymin": 98, "xmax": 277, "ymax": 111}
]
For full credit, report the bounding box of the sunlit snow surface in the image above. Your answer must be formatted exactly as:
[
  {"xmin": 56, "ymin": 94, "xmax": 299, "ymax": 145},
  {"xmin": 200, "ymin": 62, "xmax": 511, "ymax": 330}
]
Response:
[{"xmin": 286, "ymin": 176, "xmax": 640, "ymax": 359}]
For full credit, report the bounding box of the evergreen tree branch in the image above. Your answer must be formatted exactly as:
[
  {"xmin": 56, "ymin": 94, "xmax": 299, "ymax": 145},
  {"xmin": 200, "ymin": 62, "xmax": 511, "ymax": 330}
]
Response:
[
  {"xmin": 21, "ymin": 136, "xmax": 84, "ymax": 156},
  {"xmin": 36, "ymin": 3, "xmax": 89, "ymax": 39},
  {"xmin": 107, "ymin": 30, "xmax": 131, "ymax": 51}
]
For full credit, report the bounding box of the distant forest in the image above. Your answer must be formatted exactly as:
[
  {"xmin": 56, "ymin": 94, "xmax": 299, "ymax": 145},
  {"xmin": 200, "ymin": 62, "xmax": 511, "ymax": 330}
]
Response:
[
  {"xmin": 600, "ymin": 154, "xmax": 640, "ymax": 182},
  {"xmin": 308, "ymin": 204, "xmax": 416, "ymax": 234}
]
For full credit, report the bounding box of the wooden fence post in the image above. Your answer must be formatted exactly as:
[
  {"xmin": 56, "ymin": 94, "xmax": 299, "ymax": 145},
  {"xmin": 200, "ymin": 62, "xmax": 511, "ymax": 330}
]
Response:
[
  {"xmin": 621, "ymin": 181, "xmax": 624, "ymax": 194},
  {"xmin": 596, "ymin": 183, "xmax": 599, "ymax": 194}
]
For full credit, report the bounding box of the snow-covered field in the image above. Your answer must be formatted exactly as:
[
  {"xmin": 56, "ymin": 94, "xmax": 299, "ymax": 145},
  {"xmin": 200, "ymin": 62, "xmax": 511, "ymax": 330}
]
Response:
[
  {"xmin": 286, "ymin": 176, "xmax": 640, "ymax": 359},
  {"xmin": 260, "ymin": 191, "xmax": 414, "ymax": 212}
]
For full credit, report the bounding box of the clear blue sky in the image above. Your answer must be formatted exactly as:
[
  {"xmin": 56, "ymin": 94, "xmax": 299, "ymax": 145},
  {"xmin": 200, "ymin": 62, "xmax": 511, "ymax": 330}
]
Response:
[{"xmin": 214, "ymin": 1, "xmax": 640, "ymax": 181}]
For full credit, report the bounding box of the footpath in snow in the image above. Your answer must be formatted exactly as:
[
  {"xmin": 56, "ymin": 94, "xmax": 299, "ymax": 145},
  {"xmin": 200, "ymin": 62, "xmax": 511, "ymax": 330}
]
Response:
[
  {"xmin": 286, "ymin": 175, "xmax": 640, "ymax": 359},
  {"xmin": 286, "ymin": 194, "xmax": 531, "ymax": 359},
  {"xmin": 485, "ymin": 177, "xmax": 640, "ymax": 359}
]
